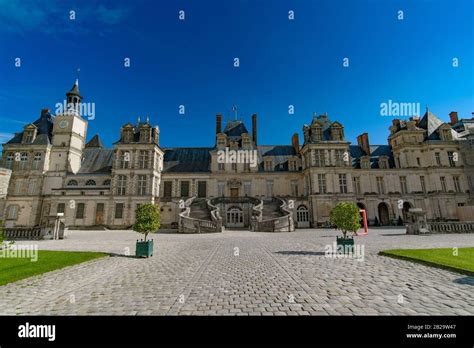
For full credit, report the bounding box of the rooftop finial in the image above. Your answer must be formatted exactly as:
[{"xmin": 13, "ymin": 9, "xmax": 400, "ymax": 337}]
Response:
[
  {"xmin": 426, "ymin": 105, "xmax": 429, "ymax": 112},
  {"xmin": 137, "ymin": 116, "xmax": 141, "ymax": 124},
  {"xmin": 76, "ymin": 68, "xmax": 80, "ymax": 86},
  {"xmin": 146, "ymin": 116, "xmax": 149, "ymax": 123}
]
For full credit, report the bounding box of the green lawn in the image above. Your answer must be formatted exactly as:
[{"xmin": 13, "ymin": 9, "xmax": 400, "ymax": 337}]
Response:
[
  {"xmin": 379, "ymin": 248, "xmax": 474, "ymax": 276},
  {"xmin": 0, "ymin": 250, "xmax": 108, "ymax": 286}
]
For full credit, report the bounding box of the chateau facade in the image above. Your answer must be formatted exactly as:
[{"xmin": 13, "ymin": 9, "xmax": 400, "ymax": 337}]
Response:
[{"xmin": 1, "ymin": 82, "xmax": 473, "ymax": 229}]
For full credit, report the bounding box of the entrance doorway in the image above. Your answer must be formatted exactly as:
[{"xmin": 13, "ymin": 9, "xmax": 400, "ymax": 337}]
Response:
[
  {"xmin": 95, "ymin": 203, "xmax": 105, "ymax": 225},
  {"xmin": 226, "ymin": 206, "xmax": 244, "ymax": 228},
  {"xmin": 377, "ymin": 202, "xmax": 390, "ymax": 225}
]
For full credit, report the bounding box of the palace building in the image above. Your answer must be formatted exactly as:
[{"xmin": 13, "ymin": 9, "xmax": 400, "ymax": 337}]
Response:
[{"xmin": 1, "ymin": 81, "xmax": 473, "ymax": 231}]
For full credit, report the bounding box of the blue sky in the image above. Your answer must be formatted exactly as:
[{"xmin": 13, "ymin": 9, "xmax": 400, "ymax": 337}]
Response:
[{"xmin": 0, "ymin": 0, "xmax": 473, "ymax": 148}]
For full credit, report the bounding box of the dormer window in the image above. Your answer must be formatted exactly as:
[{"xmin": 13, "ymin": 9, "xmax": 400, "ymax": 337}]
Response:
[
  {"xmin": 22, "ymin": 126, "xmax": 37, "ymax": 144},
  {"xmin": 331, "ymin": 125, "xmax": 344, "ymax": 141},
  {"xmin": 264, "ymin": 158, "xmax": 273, "ymax": 171},
  {"xmin": 140, "ymin": 127, "xmax": 151, "ymax": 143},
  {"xmin": 67, "ymin": 180, "xmax": 78, "ymax": 186},
  {"xmin": 378, "ymin": 157, "xmax": 389, "ymax": 169},
  {"xmin": 442, "ymin": 129, "xmax": 452, "ymax": 141},
  {"xmin": 122, "ymin": 128, "xmax": 133, "ymax": 143},
  {"xmin": 360, "ymin": 157, "xmax": 370, "ymax": 169},
  {"xmin": 311, "ymin": 125, "xmax": 323, "ymax": 142}
]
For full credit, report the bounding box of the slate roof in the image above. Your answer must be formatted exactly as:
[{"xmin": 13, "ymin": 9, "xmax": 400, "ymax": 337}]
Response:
[
  {"xmin": 163, "ymin": 148, "xmax": 212, "ymax": 173},
  {"xmin": 256, "ymin": 145, "xmax": 297, "ymax": 171},
  {"xmin": 349, "ymin": 145, "xmax": 395, "ymax": 169},
  {"xmin": 394, "ymin": 110, "xmax": 460, "ymax": 141},
  {"xmin": 76, "ymin": 148, "xmax": 114, "ymax": 174},
  {"xmin": 6, "ymin": 109, "xmax": 54, "ymax": 145},
  {"xmin": 85, "ymin": 134, "xmax": 104, "ymax": 148},
  {"xmin": 67, "ymin": 80, "xmax": 81, "ymax": 97},
  {"xmin": 223, "ymin": 120, "xmax": 250, "ymax": 143}
]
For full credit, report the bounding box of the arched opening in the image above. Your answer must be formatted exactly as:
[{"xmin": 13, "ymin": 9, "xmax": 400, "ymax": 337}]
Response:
[
  {"xmin": 296, "ymin": 205, "xmax": 310, "ymax": 228},
  {"xmin": 402, "ymin": 201, "xmax": 412, "ymax": 222},
  {"xmin": 377, "ymin": 202, "xmax": 390, "ymax": 225},
  {"xmin": 226, "ymin": 206, "xmax": 244, "ymax": 228}
]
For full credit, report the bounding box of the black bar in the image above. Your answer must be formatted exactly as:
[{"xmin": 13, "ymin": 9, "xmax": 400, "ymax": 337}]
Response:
[{"xmin": 0, "ymin": 316, "xmax": 473, "ymax": 346}]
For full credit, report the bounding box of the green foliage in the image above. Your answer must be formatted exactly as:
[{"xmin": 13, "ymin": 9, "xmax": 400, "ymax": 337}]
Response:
[
  {"xmin": 329, "ymin": 202, "xmax": 361, "ymax": 239},
  {"xmin": 133, "ymin": 204, "xmax": 160, "ymax": 241}
]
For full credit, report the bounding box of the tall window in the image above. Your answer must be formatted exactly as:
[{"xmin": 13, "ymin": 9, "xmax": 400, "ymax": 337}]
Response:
[
  {"xmin": 5, "ymin": 152, "xmax": 14, "ymax": 169},
  {"xmin": 435, "ymin": 152, "xmax": 441, "ymax": 166},
  {"xmin": 180, "ymin": 181, "xmax": 190, "ymax": 197},
  {"xmin": 453, "ymin": 176, "xmax": 461, "ymax": 193},
  {"xmin": 339, "ymin": 174, "xmax": 347, "ymax": 193},
  {"xmin": 420, "ymin": 176, "xmax": 426, "ymax": 193},
  {"xmin": 218, "ymin": 182, "xmax": 225, "ymax": 197},
  {"xmin": 117, "ymin": 175, "xmax": 127, "ymax": 195},
  {"xmin": 120, "ymin": 151, "xmax": 130, "ymax": 169},
  {"xmin": 400, "ymin": 176, "xmax": 408, "ymax": 194},
  {"xmin": 353, "ymin": 176, "xmax": 361, "ymax": 194},
  {"xmin": 447, "ymin": 151, "xmax": 456, "ymax": 167},
  {"xmin": 314, "ymin": 150, "xmax": 325, "ymax": 167},
  {"xmin": 19, "ymin": 152, "xmax": 28, "ymax": 170},
  {"xmin": 243, "ymin": 181, "xmax": 251, "ymax": 196},
  {"xmin": 318, "ymin": 174, "xmax": 327, "ymax": 194},
  {"xmin": 266, "ymin": 180, "xmax": 274, "ymax": 197},
  {"xmin": 76, "ymin": 203, "xmax": 85, "ymax": 219},
  {"xmin": 32, "ymin": 152, "xmax": 42, "ymax": 170},
  {"xmin": 57, "ymin": 203, "xmax": 65, "ymax": 214},
  {"xmin": 335, "ymin": 150, "xmax": 345, "ymax": 166},
  {"xmin": 243, "ymin": 162, "xmax": 250, "ymax": 172},
  {"xmin": 291, "ymin": 180, "xmax": 298, "ymax": 196},
  {"xmin": 6, "ymin": 205, "xmax": 19, "ymax": 220},
  {"xmin": 137, "ymin": 175, "xmax": 147, "ymax": 195},
  {"xmin": 376, "ymin": 177, "xmax": 385, "ymax": 194},
  {"xmin": 115, "ymin": 203, "xmax": 124, "ymax": 219},
  {"xmin": 139, "ymin": 150, "xmax": 149, "ymax": 169},
  {"xmin": 289, "ymin": 160, "xmax": 297, "ymax": 171},
  {"xmin": 440, "ymin": 176, "xmax": 447, "ymax": 192},
  {"xmin": 218, "ymin": 163, "xmax": 225, "ymax": 171},
  {"xmin": 27, "ymin": 181, "xmax": 36, "ymax": 195},
  {"xmin": 163, "ymin": 181, "xmax": 172, "ymax": 198}
]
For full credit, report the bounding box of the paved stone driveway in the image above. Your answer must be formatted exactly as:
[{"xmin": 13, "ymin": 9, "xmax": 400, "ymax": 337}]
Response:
[{"xmin": 1, "ymin": 228, "xmax": 473, "ymax": 315}]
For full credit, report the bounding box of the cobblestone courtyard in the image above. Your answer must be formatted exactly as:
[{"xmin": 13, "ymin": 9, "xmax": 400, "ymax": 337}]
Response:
[{"xmin": 1, "ymin": 228, "xmax": 473, "ymax": 315}]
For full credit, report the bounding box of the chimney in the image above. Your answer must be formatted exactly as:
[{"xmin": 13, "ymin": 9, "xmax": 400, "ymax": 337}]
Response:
[
  {"xmin": 357, "ymin": 132, "xmax": 370, "ymax": 156},
  {"xmin": 216, "ymin": 113, "xmax": 222, "ymax": 134},
  {"xmin": 392, "ymin": 119, "xmax": 400, "ymax": 127},
  {"xmin": 291, "ymin": 133, "xmax": 300, "ymax": 154},
  {"xmin": 252, "ymin": 113, "xmax": 257, "ymax": 145},
  {"xmin": 41, "ymin": 108, "xmax": 50, "ymax": 116},
  {"xmin": 449, "ymin": 111, "xmax": 458, "ymax": 125}
]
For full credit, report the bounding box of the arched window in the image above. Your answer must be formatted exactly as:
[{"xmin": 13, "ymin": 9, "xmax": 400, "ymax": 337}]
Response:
[
  {"xmin": 67, "ymin": 180, "xmax": 78, "ymax": 186},
  {"xmin": 85, "ymin": 179, "xmax": 96, "ymax": 186},
  {"xmin": 103, "ymin": 179, "xmax": 111, "ymax": 186}
]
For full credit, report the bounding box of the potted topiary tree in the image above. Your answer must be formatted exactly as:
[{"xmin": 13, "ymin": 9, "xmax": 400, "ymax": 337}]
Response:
[
  {"xmin": 329, "ymin": 202, "xmax": 361, "ymax": 254},
  {"xmin": 133, "ymin": 204, "xmax": 160, "ymax": 258}
]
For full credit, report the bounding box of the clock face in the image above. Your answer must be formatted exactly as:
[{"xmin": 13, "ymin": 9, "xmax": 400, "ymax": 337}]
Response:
[{"xmin": 59, "ymin": 120, "xmax": 69, "ymax": 129}]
